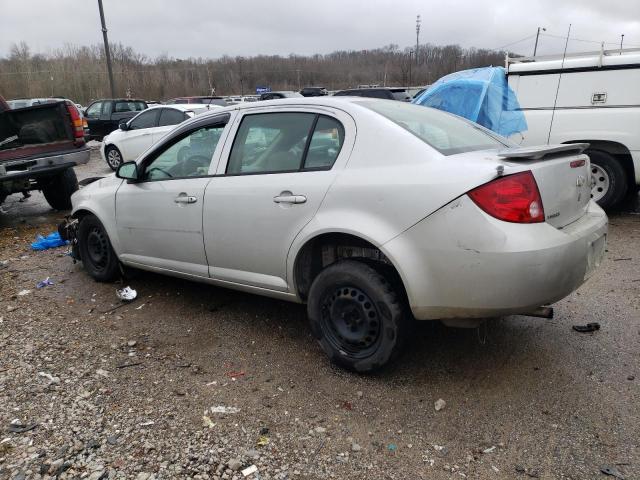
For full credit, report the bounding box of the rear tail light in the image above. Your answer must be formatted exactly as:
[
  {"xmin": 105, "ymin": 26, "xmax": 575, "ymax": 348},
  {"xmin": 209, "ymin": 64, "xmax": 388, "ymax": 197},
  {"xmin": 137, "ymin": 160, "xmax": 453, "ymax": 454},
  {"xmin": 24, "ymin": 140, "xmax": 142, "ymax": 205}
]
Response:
[
  {"xmin": 65, "ymin": 102, "xmax": 85, "ymax": 144},
  {"xmin": 468, "ymin": 171, "xmax": 544, "ymax": 223}
]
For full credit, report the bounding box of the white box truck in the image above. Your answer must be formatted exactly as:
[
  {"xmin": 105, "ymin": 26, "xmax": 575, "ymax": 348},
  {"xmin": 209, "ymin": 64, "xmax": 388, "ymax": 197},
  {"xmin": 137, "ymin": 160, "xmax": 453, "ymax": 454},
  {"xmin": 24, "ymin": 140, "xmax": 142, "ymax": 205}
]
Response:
[{"xmin": 507, "ymin": 47, "xmax": 640, "ymax": 208}]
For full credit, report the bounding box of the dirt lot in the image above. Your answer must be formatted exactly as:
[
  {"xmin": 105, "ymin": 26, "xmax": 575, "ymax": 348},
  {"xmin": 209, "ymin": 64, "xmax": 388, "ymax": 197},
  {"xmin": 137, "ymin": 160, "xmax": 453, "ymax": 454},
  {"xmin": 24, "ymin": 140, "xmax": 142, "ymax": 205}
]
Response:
[{"xmin": 1, "ymin": 150, "xmax": 639, "ymax": 480}]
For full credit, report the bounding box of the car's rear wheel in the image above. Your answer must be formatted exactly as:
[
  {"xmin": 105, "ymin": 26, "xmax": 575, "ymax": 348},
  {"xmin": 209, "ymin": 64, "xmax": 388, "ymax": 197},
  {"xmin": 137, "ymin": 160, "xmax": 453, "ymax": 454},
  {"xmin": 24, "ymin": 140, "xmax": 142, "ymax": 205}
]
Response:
[
  {"xmin": 588, "ymin": 149, "xmax": 628, "ymax": 209},
  {"xmin": 307, "ymin": 260, "xmax": 408, "ymax": 373},
  {"xmin": 78, "ymin": 214, "xmax": 120, "ymax": 282},
  {"xmin": 105, "ymin": 145, "xmax": 123, "ymax": 171},
  {"xmin": 41, "ymin": 168, "xmax": 79, "ymax": 210}
]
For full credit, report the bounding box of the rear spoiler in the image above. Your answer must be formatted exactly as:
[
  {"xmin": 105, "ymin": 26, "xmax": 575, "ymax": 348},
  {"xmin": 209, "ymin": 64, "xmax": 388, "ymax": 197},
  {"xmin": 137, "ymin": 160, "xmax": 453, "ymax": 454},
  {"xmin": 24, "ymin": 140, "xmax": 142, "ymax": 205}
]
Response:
[{"xmin": 498, "ymin": 143, "xmax": 589, "ymax": 160}]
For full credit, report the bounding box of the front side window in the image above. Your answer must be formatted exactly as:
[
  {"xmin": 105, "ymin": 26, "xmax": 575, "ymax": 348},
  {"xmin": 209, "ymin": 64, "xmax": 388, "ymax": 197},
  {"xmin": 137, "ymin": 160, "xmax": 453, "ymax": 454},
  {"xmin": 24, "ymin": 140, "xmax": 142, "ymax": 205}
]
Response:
[
  {"xmin": 360, "ymin": 101, "xmax": 508, "ymax": 155},
  {"xmin": 143, "ymin": 124, "xmax": 225, "ymax": 181},
  {"xmin": 129, "ymin": 110, "xmax": 158, "ymax": 130},
  {"xmin": 158, "ymin": 108, "xmax": 188, "ymax": 127},
  {"xmin": 85, "ymin": 102, "xmax": 102, "ymax": 118}
]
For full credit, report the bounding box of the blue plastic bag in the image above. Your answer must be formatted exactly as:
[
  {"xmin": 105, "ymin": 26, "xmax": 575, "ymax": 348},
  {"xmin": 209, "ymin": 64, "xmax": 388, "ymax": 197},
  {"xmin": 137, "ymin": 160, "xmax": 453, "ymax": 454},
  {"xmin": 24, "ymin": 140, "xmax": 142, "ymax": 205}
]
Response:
[
  {"xmin": 31, "ymin": 232, "xmax": 68, "ymax": 251},
  {"xmin": 412, "ymin": 66, "xmax": 527, "ymax": 137}
]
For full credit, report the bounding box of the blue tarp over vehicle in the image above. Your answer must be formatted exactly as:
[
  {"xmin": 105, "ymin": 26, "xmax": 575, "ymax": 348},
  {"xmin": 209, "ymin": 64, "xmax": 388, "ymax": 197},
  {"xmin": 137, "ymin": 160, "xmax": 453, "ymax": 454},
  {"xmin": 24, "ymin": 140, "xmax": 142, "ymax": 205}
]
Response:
[{"xmin": 412, "ymin": 67, "xmax": 527, "ymax": 137}]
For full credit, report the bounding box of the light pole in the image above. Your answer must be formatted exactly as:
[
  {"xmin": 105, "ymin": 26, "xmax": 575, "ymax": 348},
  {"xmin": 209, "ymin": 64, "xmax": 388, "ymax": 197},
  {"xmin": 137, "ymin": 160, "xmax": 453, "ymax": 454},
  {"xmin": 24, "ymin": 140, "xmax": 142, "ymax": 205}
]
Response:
[
  {"xmin": 415, "ymin": 15, "xmax": 421, "ymax": 65},
  {"xmin": 408, "ymin": 50, "xmax": 413, "ymax": 87},
  {"xmin": 620, "ymin": 34, "xmax": 625, "ymax": 52},
  {"xmin": 533, "ymin": 26, "xmax": 546, "ymax": 56},
  {"xmin": 97, "ymin": 0, "xmax": 115, "ymax": 97}
]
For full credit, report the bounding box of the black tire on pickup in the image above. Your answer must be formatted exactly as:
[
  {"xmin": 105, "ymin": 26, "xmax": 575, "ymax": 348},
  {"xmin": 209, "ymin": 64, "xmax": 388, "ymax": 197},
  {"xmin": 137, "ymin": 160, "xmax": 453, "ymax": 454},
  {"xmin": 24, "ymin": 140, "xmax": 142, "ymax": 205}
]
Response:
[
  {"xmin": 42, "ymin": 168, "xmax": 79, "ymax": 211},
  {"xmin": 78, "ymin": 214, "xmax": 120, "ymax": 282},
  {"xmin": 307, "ymin": 260, "xmax": 409, "ymax": 373},
  {"xmin": 588, "ymin": 149, "xmax": 628, "ymax": 209}
]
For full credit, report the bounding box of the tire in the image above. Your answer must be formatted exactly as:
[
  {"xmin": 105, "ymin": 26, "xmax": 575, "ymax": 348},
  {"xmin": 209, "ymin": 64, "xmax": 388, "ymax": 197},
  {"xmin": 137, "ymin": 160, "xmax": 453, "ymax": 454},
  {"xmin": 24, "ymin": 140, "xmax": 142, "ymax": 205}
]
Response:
[
  {"xmin": 307, "ymin": 260, "xmax": 408, "ymax": 373},
  {"xmin": 105, "ymin": 145, "xmax": 123, "ymax": 171},
  {"xmin": 42, "ymin": 168, "xmax": 79, "ymax": 211},
  {"xmin": 77, "ymin": 214, "xmax": 120, "ymax": 282},
  {"xmin": 588, "ymin": 149, "xmax": 628, "ymax": 209}
]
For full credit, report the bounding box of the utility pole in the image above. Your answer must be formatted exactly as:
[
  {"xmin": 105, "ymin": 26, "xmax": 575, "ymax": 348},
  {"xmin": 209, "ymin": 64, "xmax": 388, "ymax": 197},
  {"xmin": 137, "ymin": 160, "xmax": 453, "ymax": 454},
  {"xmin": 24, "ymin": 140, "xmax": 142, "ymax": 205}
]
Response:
[
  {"xmin": 620, "ymin": 34, "xmax": 625, "ymax": 52},
  {"xmin": 97, "ymin": 0, "xmax": 116, "ymax": 97},
  {"xmin": 408, "ymin": 50, "xmax": 413, "ymax": 87},
  {"xmin": 415, "ymin": 15, "xmax": 421, "ymax": 65},
  {"xmin": 533, "ymin": 26, "xmax": 546, "ymax": 56}
]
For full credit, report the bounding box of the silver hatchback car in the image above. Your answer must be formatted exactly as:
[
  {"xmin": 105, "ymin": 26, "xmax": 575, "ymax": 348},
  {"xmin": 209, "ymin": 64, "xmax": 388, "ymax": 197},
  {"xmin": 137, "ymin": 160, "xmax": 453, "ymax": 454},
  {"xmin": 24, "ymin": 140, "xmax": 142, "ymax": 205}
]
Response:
[{"xmin": 67, "ymin": 98, "xmax": 607, "ymax": 372}]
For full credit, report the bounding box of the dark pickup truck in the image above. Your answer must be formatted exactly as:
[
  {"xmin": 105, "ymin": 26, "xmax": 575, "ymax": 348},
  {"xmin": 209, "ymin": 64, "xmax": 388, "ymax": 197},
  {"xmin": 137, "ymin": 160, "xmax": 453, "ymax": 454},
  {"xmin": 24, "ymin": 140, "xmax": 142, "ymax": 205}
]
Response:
[
  {"xmin": 0, "ymin": 96, "xmax": 90, "ymax": 210},
  {"xmin": 83, "ymin": 98, "xmax": 148, "ymax": 140}
]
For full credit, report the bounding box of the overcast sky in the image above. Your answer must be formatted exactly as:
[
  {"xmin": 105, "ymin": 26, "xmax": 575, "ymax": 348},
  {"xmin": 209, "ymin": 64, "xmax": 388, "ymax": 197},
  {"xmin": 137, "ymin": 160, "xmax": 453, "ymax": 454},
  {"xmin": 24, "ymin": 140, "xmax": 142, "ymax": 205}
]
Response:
[{"xmin": 2, "ymin": 0, "xmax": 639, "ymax": 59}]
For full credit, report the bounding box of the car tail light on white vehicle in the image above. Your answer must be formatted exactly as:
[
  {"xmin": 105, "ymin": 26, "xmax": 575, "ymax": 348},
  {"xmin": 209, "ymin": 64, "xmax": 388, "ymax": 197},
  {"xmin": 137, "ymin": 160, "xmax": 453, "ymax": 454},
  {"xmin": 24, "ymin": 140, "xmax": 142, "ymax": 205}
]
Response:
[{"xmin": 468, "ymin": 171, "xmax": 545, "ymax": 223}]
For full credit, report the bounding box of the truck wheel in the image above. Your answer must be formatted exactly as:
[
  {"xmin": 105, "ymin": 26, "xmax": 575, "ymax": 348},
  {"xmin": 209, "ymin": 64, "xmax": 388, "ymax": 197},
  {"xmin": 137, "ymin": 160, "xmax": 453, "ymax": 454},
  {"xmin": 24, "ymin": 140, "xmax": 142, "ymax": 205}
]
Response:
[
  {"xmin": 588, "ymin": 149, "xmax": 628, "ymax": 209},
  {"xmin": 307, "ymin": 260, "xmax": 408, "ymax": 373},
  {"xmin": 105, "ymin": 145, "xmax": 123, "ymax": 171},
  {"xmin": 78, "ymin": 214, "xmax": 120, "ymax": 282},
  {"xmin": 42, "ymin": 168, "xmax": 79, "ymax": 211}
]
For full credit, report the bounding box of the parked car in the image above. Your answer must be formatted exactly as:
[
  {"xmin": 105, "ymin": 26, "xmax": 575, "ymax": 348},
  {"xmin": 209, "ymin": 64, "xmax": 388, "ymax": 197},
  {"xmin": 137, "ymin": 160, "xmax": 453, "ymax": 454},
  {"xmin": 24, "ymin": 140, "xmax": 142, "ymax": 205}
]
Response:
[
  {"xmin": 65, "ymin": 97, "xmax": 607, "ymax": 372},
  {"xmin": 224, "ymin": 96, "xmax": 259, "ymax": 105},
  {"xmin": 300, "ymin": 87, "xmax": 328, "ymax": 97},
  {"xmin": 84, "ymin": 99, "xmax": 148, "ymax": 141},
  {"xmin": 259, "ymin": 91, "xmax": 303, "ymax": 100},
  {"xmin": 506, "ymin": 48, "xmax": 640, "ymax": 208},
  {"xmin": 333, "ymin": 87, "xmax": 411, "ymax": 101},
  {"xmin": 101, "ymin": 104, "xmax": 214, "ymax": 170},
  {"xmin": 1, "ymin": 95, "xmax": 90, "ymax": 210},
  {"xmin": 165, "ymin": 96, "xmax": 227, "ymax": 107}
]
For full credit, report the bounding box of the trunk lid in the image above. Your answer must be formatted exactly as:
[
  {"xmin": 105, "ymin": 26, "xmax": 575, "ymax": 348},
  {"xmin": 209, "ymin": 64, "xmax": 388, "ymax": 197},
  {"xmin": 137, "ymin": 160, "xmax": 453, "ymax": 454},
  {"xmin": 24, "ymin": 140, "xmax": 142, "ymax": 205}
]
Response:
[{"xmin": 497, "ymin": 143, "xmax": 591, "ymax": 228}]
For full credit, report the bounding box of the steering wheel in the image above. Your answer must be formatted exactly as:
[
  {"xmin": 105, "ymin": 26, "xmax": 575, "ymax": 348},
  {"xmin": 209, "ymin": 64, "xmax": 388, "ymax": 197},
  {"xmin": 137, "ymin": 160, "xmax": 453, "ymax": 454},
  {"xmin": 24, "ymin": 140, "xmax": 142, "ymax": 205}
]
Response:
[{"xmin": 179, "ymin": 155, "xmax": 210, "ymax": 176}]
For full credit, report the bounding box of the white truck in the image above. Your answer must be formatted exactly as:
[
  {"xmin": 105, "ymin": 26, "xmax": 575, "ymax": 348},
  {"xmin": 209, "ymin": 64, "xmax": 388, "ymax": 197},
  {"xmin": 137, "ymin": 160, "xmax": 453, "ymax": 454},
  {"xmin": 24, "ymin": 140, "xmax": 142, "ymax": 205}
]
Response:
[{"xmin": 507, "ymin": 47, "xmax": 640, "ymax": 208}]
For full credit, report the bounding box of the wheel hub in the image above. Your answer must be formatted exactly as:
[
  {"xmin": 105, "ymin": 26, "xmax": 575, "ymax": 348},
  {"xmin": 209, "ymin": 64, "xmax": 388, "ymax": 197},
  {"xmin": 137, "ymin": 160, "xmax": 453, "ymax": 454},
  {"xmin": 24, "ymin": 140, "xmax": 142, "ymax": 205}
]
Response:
[
  {"xmin": 107, "ymin": 149, "xmax": 121, "ymax": 168},
  {"xmin": 86, "ymin": 228, "xmax": 109, "ymax": 269},
  {"xmin": 321, "ymin": 286, "xmax": 381, "ymax": 357},
  {"xmin": 591, "ymin": 163, "xmax": 610, "ymax": 202}
]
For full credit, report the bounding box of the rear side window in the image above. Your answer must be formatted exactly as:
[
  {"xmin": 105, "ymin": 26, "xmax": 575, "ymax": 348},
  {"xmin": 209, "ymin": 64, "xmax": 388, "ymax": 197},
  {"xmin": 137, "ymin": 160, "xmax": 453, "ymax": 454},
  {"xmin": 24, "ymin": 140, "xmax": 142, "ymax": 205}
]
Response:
[
  {"xmin": 304, "ymin": 116, "xmax": 344, "ymax": 170},
  {"xmin": 129, "ymin": 109, "xmax": 158, "ymax": 130},
  {"xmin": 226, "ymin": 113, "xmax": 345, "ymax": 175},
  {"xmin": 360, "ymin": 101, "xmax": 508, "ymax": 155},
  {"xmin": 158, "ymin": 108, "xmax": 187, "ymax": 126}
]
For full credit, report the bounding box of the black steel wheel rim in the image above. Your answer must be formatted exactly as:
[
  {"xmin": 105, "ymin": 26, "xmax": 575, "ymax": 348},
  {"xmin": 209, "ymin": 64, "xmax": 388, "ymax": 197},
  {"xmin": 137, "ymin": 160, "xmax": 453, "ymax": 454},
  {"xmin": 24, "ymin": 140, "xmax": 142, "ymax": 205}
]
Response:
[
  {"xmin": 86, "ymin": 227, "xmax": 110, "ymax": 271},
  {"xmin": 320, "ymin": 286, "xmax": 382, "ymax": 359}
]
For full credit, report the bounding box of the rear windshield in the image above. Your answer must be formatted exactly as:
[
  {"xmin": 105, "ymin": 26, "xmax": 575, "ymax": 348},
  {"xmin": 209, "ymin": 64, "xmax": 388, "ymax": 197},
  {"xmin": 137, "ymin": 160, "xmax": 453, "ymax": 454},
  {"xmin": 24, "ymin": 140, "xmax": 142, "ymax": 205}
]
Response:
[{"xmin": 360, "ymin": 101, "xmax": 508, "ymax": 155}]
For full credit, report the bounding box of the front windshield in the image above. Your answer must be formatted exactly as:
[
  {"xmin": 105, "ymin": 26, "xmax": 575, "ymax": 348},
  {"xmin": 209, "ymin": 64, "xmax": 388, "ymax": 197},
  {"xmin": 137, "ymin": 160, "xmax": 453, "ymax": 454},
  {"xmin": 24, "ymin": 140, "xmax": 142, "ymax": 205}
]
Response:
[{"xmin": 360, "ymin": 100, "xmax": 509, "ymax": 156}]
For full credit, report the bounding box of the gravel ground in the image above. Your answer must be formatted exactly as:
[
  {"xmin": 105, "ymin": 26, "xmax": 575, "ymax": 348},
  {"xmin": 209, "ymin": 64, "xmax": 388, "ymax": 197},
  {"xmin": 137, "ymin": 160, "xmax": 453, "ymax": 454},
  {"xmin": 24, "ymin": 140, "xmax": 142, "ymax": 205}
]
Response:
[{"xmin": 0, "ymin": 151, "xmax": 639, "ymax": 479}]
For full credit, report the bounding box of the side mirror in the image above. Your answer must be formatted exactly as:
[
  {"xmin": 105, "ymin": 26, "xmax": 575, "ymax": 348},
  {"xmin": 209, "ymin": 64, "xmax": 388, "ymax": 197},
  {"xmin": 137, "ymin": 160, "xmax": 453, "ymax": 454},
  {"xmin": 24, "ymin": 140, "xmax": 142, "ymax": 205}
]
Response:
[
  {"xmin": 116, "ymin": 161, "xmax": 139, "ymax": 181},
  {"xmin": 119, "ymin": 121, "xmax": 129, "ymax": 131}
]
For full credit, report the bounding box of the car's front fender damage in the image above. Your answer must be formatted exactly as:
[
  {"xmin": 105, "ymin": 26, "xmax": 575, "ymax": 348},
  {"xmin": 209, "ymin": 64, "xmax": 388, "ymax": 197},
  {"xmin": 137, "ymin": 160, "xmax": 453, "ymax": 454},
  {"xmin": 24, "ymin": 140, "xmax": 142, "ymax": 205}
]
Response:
[{"xmin": 383, "ymin": 195, "xmax": 607, "ymax": 320}]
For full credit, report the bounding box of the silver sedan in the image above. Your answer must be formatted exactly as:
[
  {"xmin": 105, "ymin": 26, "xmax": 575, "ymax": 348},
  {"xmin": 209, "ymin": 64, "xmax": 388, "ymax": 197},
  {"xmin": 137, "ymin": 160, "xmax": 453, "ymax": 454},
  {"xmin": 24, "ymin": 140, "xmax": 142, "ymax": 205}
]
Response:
[{"xmin": 67, "ymin": 98, "xmax": 607, "ymax": 372}]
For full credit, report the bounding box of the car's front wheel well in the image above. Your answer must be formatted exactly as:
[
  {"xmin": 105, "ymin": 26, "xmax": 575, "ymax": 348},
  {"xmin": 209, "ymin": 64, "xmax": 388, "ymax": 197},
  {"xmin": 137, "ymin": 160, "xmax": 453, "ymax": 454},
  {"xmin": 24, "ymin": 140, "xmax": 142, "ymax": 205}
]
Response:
[{"xmin": 293, "ymin": 233, "xmax": 407, "ymax": 303}]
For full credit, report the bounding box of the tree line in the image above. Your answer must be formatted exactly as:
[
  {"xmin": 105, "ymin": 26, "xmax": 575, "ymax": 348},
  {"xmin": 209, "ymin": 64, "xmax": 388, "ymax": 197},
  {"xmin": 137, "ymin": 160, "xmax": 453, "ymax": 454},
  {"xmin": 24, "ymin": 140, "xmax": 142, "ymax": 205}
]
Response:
[{"xmin": 0, "ymin": 41, "xmax": 509, "ymax": 104}]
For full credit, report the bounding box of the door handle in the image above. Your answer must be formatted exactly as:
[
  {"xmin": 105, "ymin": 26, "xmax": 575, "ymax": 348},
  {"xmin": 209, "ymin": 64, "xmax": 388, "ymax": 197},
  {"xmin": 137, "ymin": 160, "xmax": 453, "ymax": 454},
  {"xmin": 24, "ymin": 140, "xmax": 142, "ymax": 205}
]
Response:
[
  {"xmin": 174, "ymin": 193, "xmax": 197, "ymax": 204},
  {"xmin": 273, "ymin": 194, "xmax": 307, "ymax": 204}
]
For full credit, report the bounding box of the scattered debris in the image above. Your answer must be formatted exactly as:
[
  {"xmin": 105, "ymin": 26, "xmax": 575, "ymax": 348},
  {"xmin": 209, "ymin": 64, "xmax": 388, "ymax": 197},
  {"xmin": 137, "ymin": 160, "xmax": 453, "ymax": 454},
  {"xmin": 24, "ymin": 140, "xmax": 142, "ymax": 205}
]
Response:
[
  {"xmin": 17, "ymin": 289, "xmax": 31, "ymax": 296},
  {"xmin": 628, "ymin": 375, "xmax": 635, "ymax": 381},
  {"xmin": 116, "ymin": 362, "xmax": 142, "ymax": 369},
  {"xmin": 387, "ymin": 443, "xmax": 397, "ymax": 452},
  {"xmin": 7, "ymin": 422, "xmax": 38, "ymax": 433},
  {"xmin": 342, "ymin": 401, "xmax": 353, "ymax": 410},
  {"xmin": 226, "ymin": 370, "xmax": 245, "ymax": 379},
  {"xmin": 228, "ymin": 458, "xmax": 242, "ymax": 471},
  {"xmin": 433, "ymin": 444, "xmax": 446, "ymax": 452},
  {"xmin": 612, "ymin": 257, "xmax": 632, "ymax": 261},
  {"xmin": 434, "ymin": 398, "xmax": 447, "ymax": 411},
  {"xmin": 36, "ymin": 277, "xmax": 54, "ymax": 289},
  {"xmin": 601, "ymin": 465, "xmax": 625, "ymax": 479},
  {"xmin": 127, "ymin": 339, "xmax": 137, "ymax": 347},
  {"xmin": 139, "ymin": 421, "xmax": 155, "ymax": 427},
  {"xmin": 31, "ymin": 231, "xmax": 68, "ymax": 251},
  {"xmin": 37, "ymin": 372, "xmax": 60, "ymax": 384},
  {"xmin": 257, "ymin": 435, "xmax": 269, "ymax": 447},
  {"xmin": 241, "ymin": 465, "xmax": 258, "ymax": 477},
  {"xmin": 211, "ymin": 405, "xmax": 241, "ymax": 414},
  {"xmin": 572, "ymin": 322, "xmax": 600, "ymax": 333},
  {"xmin": 491, "ymin": 465, "xmax": 500, "ymax": 473},
  {"xmin": 95, "ymin": 368, "xmax": 109, "ymax": 377},
  {"xmin": 482, "ymin": 446, "xmax": 496, "ymax": 453},
  {"xmin": 116, "ymin": 286, "xmax": 137, "ymax": 301},
  {"xmin": 202, "ymin": 416, "xmax": 216, "ymax": 429},
  {"xmin": 313, "ymin": 426, "xmax": 326, "ymax": 434},
  {"xmin": 351, "ymin": 443, "xmax": 362, "ymax": 452}
]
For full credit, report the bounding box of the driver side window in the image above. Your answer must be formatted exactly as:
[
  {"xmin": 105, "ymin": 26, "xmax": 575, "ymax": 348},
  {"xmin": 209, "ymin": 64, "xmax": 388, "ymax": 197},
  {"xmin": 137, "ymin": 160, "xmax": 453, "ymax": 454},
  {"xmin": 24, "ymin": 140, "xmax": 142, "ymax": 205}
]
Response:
[{"xmin": 143, "ymin": 124, "xmax": 225, "ymax": 181}]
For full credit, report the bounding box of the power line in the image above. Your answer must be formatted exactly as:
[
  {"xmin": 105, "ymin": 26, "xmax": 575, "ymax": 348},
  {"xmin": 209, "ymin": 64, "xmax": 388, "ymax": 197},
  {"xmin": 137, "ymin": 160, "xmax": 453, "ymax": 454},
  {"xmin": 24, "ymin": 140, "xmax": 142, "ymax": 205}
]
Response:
[{"xmin": 489, "ymin": 34, "xmax": 538, "ymax": 53}]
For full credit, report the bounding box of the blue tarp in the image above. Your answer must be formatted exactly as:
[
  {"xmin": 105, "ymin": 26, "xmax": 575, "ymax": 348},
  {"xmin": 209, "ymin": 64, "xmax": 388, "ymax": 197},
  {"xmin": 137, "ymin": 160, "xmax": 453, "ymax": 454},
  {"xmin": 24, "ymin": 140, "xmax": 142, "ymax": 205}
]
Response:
[
  {"xmin": 31, "ymin": 231, "xmax": 68, "ymax": 251},
  {"xmin": 412, "ymin": 67, "xmax": 527, "ymax": 137}
]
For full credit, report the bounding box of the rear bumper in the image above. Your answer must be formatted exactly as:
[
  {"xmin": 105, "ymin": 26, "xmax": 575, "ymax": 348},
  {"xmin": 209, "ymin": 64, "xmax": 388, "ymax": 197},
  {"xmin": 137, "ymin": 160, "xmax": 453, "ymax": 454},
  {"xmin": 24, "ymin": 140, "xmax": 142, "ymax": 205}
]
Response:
[
  {"xmin": 0, "ymin": 147, "xmax": 90, "ymax": 181},
  {"xmin": 384, "ymin": 196, "xmax": 607, "ymax": 320}
]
